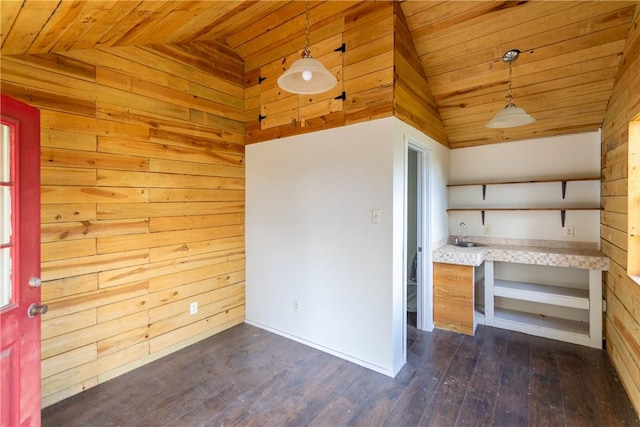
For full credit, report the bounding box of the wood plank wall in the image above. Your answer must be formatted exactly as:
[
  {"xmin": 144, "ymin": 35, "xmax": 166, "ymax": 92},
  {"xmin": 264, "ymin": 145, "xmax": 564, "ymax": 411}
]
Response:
[
  {"xmin": 3, "ymin": 0, "xmax": 638, "ymax": 414},
  {"xmin": 244, "ymin": 1, "xmax": 448, "ymax": 147},
  {"xmin": 600, "ymin": 7, "xmax": 640, "ymax": 416},
  {"xmin": 0, "ymin": 1, "xmax": 453, "ymax": 408},
  {"xmin": 245, "ymin": 1, "xmax": 396, "ymax": 144},
  {"xmin": 0, "ymin": 41, "xmax": 246, "ymax": 407},
  {"xmin": 393, "ymin": 3, "xmax": 448, "ymax": 146}
]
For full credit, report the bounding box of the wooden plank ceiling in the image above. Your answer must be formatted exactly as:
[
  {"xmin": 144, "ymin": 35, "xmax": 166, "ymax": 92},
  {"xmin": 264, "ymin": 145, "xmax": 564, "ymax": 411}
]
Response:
[{"xmin": 1, "ymin": 1, "xmax": 637, "ymax": 148}]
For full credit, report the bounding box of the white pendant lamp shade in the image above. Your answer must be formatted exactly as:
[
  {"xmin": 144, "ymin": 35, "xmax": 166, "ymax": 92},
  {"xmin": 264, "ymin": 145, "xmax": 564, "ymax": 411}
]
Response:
[
  {"xmin": 485, "ymin": 103, "xmax": 536, "ymax": 128},
  {"xmin": 486, "ymin": 49, "xmax": 535, "ymax": 129},
  {"xmin": 277, "ymin": 0, "xmax": 337, "ymax": 95},
  {"xmin": 277, "ymin": 56, "xmax": 337, "ymax": 94}
]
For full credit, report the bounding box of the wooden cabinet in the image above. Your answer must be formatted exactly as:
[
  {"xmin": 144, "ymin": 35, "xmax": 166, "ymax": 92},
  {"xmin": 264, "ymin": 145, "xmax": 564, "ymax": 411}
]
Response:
[{"xmin": 433, "ymin": 262, "xmax": 476, "ymax": 335}]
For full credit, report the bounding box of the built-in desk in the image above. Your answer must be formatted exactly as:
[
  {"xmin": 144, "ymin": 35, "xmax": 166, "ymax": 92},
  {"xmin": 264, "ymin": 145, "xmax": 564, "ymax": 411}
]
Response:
[{"xmin": 432, "ymin": 242, "xmax": 609, "ymax": 348}]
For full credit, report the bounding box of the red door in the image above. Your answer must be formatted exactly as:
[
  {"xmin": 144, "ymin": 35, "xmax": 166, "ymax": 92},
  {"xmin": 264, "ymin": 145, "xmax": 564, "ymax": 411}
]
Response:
[{"xmin": 0, "ymin": 95, "xmax": 42, "ymax": 427}]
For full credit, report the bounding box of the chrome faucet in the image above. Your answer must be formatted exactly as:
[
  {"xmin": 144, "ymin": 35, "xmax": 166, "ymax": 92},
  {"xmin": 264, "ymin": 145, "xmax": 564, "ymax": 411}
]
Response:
[{"xmin": 457, "ymin": 222, "xmax": 466, "ymax": 244}]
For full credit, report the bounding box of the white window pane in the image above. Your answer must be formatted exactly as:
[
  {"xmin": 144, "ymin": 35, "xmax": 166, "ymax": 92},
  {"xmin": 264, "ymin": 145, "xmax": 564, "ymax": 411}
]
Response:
[
  {"xmin": 1, "ymin": 124, "xmax": 9, "ymax": 182},
  {"xmin": 0, "ymin": 187, "xmax": 10, "ymax": 245},
  {"xmin": 0, "ymin": 124, "xmax": 12, "ymax": 308},
  {"xmin": 0, "ymin": 247, "xmax": 11, "ymax": 308}
]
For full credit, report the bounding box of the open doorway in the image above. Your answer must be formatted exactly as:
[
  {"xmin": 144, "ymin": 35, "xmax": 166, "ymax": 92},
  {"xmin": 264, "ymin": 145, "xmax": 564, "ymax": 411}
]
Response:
[
  {"xmin": 406, "ymin": 142, "xmax": 432, "ymax": 334},
  {"xmin": 406, "ymin": 148, "xmax": 419, "ymax": 328}
]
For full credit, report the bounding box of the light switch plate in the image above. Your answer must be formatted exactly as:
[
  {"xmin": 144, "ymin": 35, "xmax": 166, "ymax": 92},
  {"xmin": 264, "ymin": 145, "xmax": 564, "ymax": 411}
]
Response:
[{"xmin": 371, "ymin": 209, "xmax": 381, "ymax": 224}]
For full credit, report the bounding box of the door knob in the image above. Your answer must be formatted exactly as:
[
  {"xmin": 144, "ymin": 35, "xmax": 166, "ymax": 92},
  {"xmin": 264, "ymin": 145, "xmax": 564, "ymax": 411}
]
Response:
[
  {"xmin": 27, "ymin": 303, "xmax": 48, "ymax": 318},
  {"xmin": 28, "ymin": 277, "xmax": 42, "ymax": 288}
]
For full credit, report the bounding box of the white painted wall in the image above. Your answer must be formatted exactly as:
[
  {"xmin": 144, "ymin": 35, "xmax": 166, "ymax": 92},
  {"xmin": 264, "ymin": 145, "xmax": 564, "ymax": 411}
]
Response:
[
  {"xmin": 449, "ymin": 131, "xmax": 601, "ymax": 242},
  {"xmin": 246, "ymin": 126, "xmax": 598, "ymax": 375},
  {"xmin": 245, "ymin": 117, "xmax": 449, "ymax": 376}
]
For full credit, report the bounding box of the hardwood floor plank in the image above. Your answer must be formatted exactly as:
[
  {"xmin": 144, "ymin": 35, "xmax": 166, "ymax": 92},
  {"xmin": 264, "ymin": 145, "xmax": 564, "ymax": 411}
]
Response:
[
  {"xmin": 454, "ymin": 327, "xmax": 510, "ymax": 426},
  {"xmin": 41, "ymin": 324, "xmax": 640, "ymax": 427},
  {"xmin": 381, "ymin": 330, "xmax": 464, "ymax": 426},
  {"xmin": 559, "ymin": 346, "xmax": 604, "ymax": 425},
  {"xmin": 529, "ymin": 336, "xmax": 566, "ymax": 426},
  {"xmin": 284, "ymin": 362, "xmax": 359, "ymax": 426},
  {"xmin": 137, "ymin": 383, "xmax": 211, "ymax": 426},
  {"xmin": 421, "ymin": 326, "xmax": 489, "ymax": 426},
  {"xmin": 574, "ymin": 343, "xmax": 640, "ymax": 425},
  {"xmin": 237, "ymin": 353, "xmax": 343, "ymax": 426},
  {"xmin": 491, "ymin": 331, "xmax": 533, "ymax": 426},
  {"xmin": 173, "ymin": 383, "xmax": 242, "ymax": 427}
]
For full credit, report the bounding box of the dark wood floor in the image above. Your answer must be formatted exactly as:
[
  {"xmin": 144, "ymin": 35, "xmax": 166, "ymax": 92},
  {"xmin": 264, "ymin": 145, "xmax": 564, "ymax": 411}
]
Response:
[{"xmin": 42, "ymin": 323, "xmax": 639, "ymax": 427}]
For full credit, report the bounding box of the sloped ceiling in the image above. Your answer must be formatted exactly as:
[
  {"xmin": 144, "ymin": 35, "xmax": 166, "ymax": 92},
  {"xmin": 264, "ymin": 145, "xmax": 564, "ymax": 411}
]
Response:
[{"xmin": 1, "ymin": 1, "xmax": 637, "ymax": 148}]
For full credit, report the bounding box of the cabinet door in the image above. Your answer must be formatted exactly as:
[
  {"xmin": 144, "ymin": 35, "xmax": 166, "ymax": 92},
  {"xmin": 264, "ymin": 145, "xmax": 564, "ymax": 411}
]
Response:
[{"xmin": 433, "ymin": 262, "xmax": 475, "ymax": 335}]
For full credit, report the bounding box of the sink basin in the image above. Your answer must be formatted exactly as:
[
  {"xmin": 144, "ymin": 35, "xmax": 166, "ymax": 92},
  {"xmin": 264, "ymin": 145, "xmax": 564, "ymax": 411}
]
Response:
[{"xmin": 454, "ymin": 241, "xmax": 486, "ymax": 248}]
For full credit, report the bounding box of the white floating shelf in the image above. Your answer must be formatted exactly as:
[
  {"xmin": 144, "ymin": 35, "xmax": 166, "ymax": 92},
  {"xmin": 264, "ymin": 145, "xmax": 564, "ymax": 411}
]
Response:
[
  {"xmin": 493, "ymin": 308, "xmax": 591, "ymax": 346},
  {"xmin": 494, "ymin": 279, "xmax": 589, "ymax": 310}
]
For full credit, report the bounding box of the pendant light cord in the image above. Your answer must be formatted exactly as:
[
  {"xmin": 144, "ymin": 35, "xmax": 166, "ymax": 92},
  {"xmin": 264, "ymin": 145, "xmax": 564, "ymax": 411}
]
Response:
[
  {"xmin": 485, "ymin": 49, "xmax": 535, "ymax": 128},
  {"xmin": 506, "ymin": 60, "xmax": 514, "ymax": 106},
  {"xmin": 276, "ymin": 0, "xmax": 337, "ymax": 94},
  {"xmin": 303, "ymin": 0, "xmax": 312, "ymax": 58}
]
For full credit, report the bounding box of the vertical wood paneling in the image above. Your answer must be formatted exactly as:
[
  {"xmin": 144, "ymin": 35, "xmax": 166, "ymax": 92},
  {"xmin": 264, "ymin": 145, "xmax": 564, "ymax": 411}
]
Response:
[
  {"xmin": 600, "ymin": 6, "xmax": 640, "ymax": 416},
  {"xmin": 1, "ymin": 42, "xmax": 246, "ymax": 407}
]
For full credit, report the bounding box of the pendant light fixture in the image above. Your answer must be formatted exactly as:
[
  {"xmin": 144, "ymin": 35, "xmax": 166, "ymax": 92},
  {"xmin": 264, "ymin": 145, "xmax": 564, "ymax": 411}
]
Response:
[
  {"xmin": 486, "ymin": 49, "xmax": 535, "ymax": 128},
  {"xmin": 277, "ymin": 0, "xmax": 337, "ymax": 94}
]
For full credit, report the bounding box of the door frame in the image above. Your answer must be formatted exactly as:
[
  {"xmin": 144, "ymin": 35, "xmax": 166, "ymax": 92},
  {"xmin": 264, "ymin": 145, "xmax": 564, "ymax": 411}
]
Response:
[
  {"xmin": 0, "ymin": 94, "xmax": 42, "ymax": 427},
  {"xmin": 405, "ymin": 137, "xmax": 433, "ymax": 334}
]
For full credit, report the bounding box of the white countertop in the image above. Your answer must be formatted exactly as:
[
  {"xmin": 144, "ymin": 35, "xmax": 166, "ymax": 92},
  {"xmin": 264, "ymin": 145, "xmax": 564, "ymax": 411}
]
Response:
[{"xmin": 432, "ymin": 242, "xmax": 609, "ymax": 270}]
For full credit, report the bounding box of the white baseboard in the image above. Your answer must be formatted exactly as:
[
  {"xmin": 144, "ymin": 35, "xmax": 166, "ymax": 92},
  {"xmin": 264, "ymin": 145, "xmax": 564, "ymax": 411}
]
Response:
[{"xmin": 243, "ymin": 319, "xmax": 397, "ymax": 378}]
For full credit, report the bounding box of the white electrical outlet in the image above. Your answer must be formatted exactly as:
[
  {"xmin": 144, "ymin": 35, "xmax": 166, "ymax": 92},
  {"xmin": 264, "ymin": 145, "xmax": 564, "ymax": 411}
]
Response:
[
  {"xmin": 293, "ymin": 300, "xmax": 301, "ymax": 312},
  {"xmin": 483, "ymin": 224, "xmax": 492, "ymax": 235},
  {"xmin": 564, "ymin": 226, "xmax": 574, "ymax": 238},
  {"xmin": 190, "ymin": 301, "xmax": 198, "ymax": 315}
]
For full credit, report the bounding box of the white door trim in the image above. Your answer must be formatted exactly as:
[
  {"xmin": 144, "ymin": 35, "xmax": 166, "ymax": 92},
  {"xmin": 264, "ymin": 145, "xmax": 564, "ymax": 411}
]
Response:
[{"xmin": 405, "ymin": 137, "xmax": 434, "ymax": 333}]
